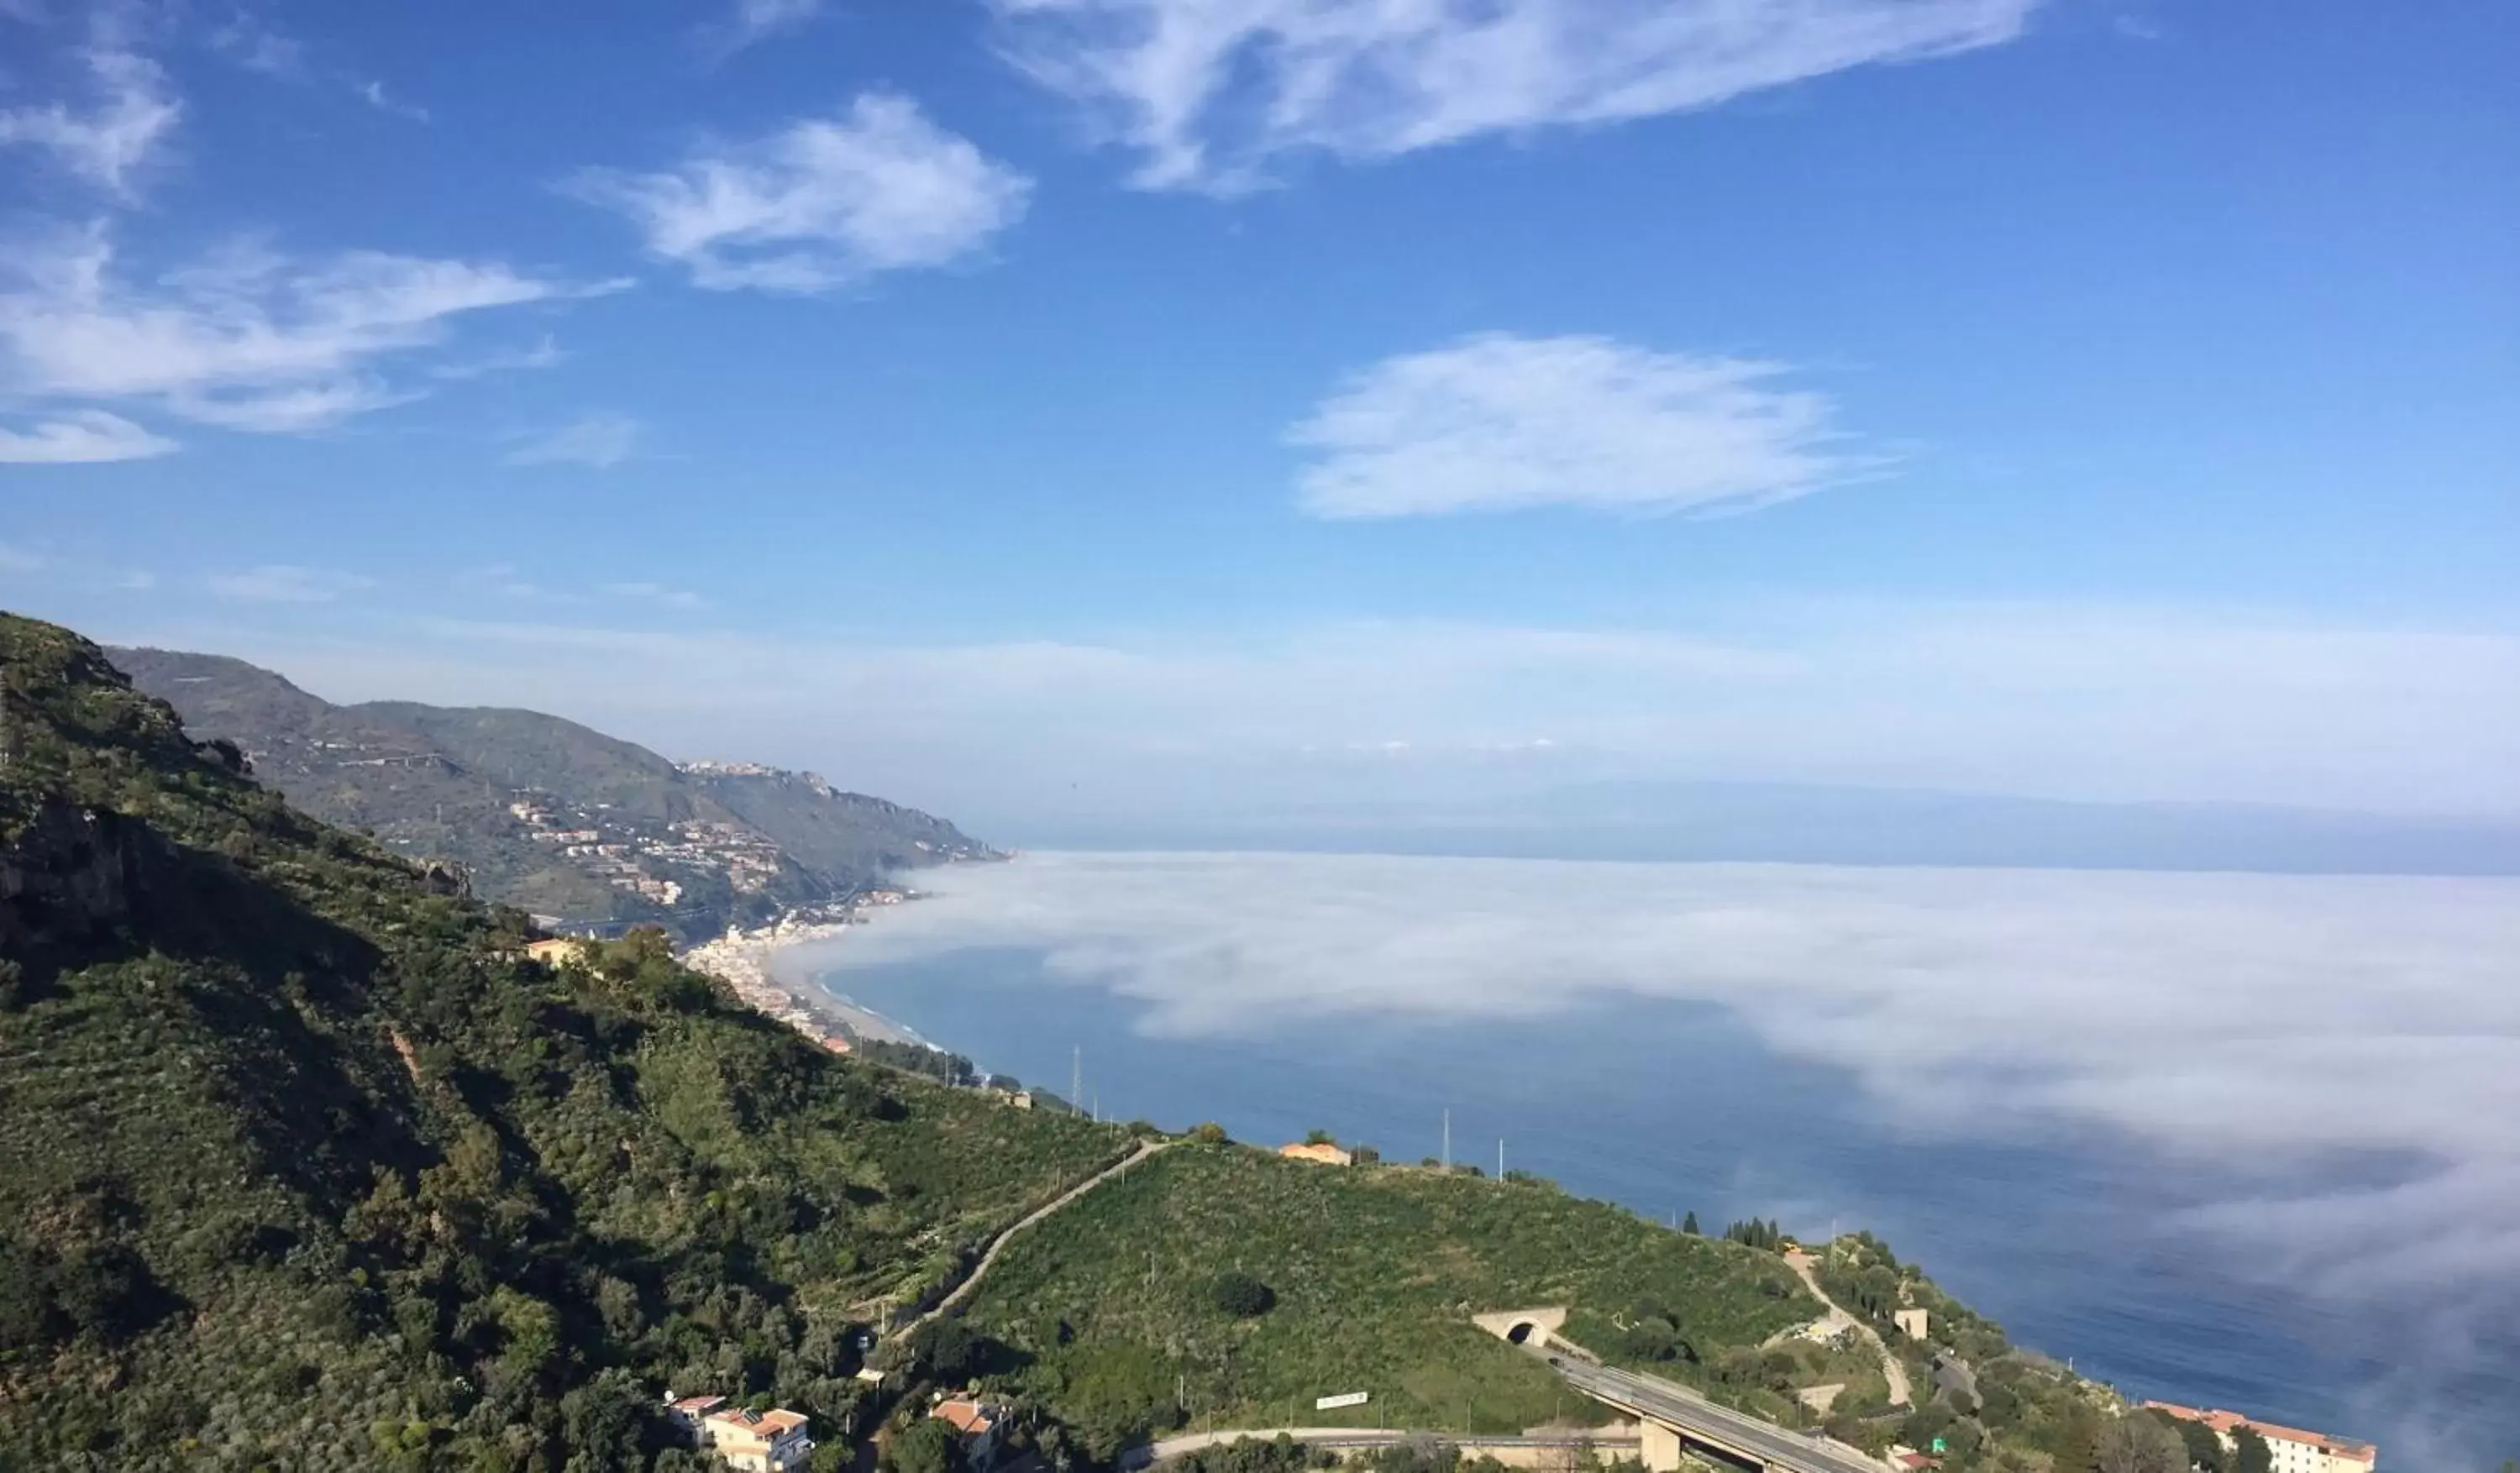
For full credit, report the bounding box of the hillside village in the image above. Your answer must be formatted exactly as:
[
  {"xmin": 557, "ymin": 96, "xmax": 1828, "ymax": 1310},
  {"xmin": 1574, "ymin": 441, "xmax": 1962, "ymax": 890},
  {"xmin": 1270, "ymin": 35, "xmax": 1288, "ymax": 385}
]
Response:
[
  {"xmin": 506, "ymin": 783, "xmax": 805, "ymax": 913},
  {"xmin": 113, "ymin": 645, "xmax": 1000, "ymax": 936}
]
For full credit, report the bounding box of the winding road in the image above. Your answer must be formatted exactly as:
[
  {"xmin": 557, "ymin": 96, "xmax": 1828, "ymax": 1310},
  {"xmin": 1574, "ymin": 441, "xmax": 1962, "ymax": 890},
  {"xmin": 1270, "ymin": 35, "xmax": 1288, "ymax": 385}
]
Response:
[{"xmin": 1783, "ymin": 1249, "xmax": 1910, "ymax": 1408}]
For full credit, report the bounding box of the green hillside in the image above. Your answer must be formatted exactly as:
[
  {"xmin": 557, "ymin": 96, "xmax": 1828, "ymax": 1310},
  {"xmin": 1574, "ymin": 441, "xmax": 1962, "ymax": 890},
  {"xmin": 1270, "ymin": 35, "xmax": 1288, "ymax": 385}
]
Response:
[
  {"xmin": 3, "ymin": 614, "xmax": 1118, "ymax": 1470},
  {"xmin": 111, "ymin": 646, "xmax": 997, "ymax": 934},
  {"xmin": 957, "ymin": 1145, "xmax": 1819, "ymax": 1461},
  {"xmin": 8, "ymin": 613, "xmax": 2139, "ymax": 1473}
]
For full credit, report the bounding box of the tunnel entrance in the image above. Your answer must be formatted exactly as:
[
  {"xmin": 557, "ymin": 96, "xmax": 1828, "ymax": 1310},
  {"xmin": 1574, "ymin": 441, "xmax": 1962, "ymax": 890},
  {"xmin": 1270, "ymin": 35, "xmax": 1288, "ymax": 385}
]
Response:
[{"xmin": 1506, "ymin": 1322, "xmax": 1537, "ymax": 1345}]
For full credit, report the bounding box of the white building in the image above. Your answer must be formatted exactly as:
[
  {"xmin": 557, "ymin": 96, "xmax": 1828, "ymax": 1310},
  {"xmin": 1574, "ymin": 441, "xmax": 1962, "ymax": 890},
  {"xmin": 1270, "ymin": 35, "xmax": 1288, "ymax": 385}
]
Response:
[
  {"xmin": 665, "ymin": 1396, "xmax": 815, "ymax": 1473},
  {"xmin": 664, "ymin": 1394, "xmax": 726, "ymax": 1444},
  {"xmin": 2144, "ymin": 1402, "xmax": 2376, "ymax": 1473},
  {"xmin": 701, "ymin": 1406, "xmax": 815, "ymax": 1473}
]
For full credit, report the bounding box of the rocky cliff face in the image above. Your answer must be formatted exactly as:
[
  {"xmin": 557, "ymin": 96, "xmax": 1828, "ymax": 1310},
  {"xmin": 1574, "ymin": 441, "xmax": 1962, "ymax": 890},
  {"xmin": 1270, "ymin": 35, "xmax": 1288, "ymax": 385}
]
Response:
[{"xmin": 1, "ymin": 795, "xmax": 136, "ymax": 951}]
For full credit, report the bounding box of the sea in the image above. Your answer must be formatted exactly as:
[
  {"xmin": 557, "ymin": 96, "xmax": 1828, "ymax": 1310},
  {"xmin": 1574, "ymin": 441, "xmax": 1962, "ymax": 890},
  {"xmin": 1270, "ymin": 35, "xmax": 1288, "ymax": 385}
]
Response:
[{"xmin": 801, "ymin": 856, "xmax": 2520, "ymax": 1470}]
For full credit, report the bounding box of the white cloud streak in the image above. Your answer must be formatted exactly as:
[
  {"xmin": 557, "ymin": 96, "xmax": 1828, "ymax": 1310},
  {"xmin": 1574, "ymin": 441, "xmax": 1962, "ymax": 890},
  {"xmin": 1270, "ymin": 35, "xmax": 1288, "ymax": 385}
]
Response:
[
  {"xmin": 205, "ymin": 565, "xmax": 375, "ymax": 603},
  {"xmin": 0, "ymin": 226, "xmax": 601, "ymax": 437},
  {"xmin": 0, "ymin": 45, "xmax": 181, "ymax": 197},
  {"xmin": 1291, "ymin": 333, "xmax": 1874, "ymax": 518},
  {"xmin": 0, "ymin": 407, "xmax": 176, "ymax": 462},
  {"xmin": 703, "ymin": 0, "xmax": 825, "ymax": 56},
  {"xmin": 564, "ymin": 93, "xmax": 1032, "ymax": 293},
  {"xmin": 994, "ymin": 0, "xmax": 2037, "ymax": 190},
  {"xmin": 601, "ymin": 581, "xmax": 707, "ymax": 610},
  {"xmin": 207, "ymin": 14, "xmax": 308, "ymax": 79},
  {"xmin": 505, "ymin": 413, "xmax": 640, "ymax": 469},
  {"xmin": 358, "ymin": 80, "xmax": 430, "ymax": 123}
]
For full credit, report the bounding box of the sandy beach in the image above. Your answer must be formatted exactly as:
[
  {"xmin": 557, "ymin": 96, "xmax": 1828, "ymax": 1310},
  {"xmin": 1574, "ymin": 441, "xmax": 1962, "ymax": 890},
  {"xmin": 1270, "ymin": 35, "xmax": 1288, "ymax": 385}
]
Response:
[{"xmin": 679, "ymin": 914, "xmax": 925, "ymax": 1046}]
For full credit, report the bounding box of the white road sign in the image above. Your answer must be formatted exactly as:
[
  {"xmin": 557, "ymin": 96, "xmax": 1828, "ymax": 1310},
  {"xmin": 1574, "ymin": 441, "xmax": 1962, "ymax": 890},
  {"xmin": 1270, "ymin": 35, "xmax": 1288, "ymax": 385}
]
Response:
[{"xmin": 1315, "ymin": 1392, "xmax": 1370, "ymax": 1411}]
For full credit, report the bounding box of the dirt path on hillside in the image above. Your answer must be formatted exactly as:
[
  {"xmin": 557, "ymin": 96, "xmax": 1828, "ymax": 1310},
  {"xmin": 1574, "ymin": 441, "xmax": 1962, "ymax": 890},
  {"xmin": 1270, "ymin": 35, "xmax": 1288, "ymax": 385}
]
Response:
[
  {"xmin": 906, "ymin": 1137, "xmax": 1172, "ymax": 1332},
  {"xmin": 1784, "ymin": 1249, "xmax": 1911, "ymax": 1407}
]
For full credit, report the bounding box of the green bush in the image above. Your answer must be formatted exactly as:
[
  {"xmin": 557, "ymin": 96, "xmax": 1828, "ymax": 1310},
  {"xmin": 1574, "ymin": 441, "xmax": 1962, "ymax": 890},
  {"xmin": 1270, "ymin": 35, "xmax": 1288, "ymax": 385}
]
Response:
[{"xmin": 1210, "ymin": 1271, "xmax": 1278, "ymax": 1318}]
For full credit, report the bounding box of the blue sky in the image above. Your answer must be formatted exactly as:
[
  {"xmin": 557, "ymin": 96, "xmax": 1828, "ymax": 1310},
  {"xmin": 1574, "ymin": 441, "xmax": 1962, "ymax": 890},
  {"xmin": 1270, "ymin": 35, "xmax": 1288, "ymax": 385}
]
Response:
[{"xmin": 3, "ymin": 0, "xmax": 2515, "ymax": 827}]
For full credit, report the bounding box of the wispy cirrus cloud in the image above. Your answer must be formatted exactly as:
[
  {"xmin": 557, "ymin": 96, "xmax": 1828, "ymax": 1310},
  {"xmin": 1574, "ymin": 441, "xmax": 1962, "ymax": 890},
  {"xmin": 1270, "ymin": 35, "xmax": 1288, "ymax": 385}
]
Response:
[
  {"xmin": 0, "ymin": 43, "xmax": 181, "ymax": 197},
  {"xmin": 505, "ymin": 412, "xmax": 640, "ymax": 469},
  {"xmin": 0, "ymin": 225, "xmax": 612, "ymax": 439},
  {"xmin": 456, "ymin": 564, "xmax": 571, "ymax": 603},
  {"xmin": 602, "ymin": 581, "xmax": 707, "ymax": 610},
  {"xmin": 207, "ymin": 12, "xmax": 309, "ymax": 78},
  {"xmin": 994, "ymin": 0, "xmax": 2038, "ymax": 191},
  {"xmin": 357, "ymin": 80, "xmax": 430, "ymax": 123},
  {"xmin": 0, "ymin": 408, "xmax": 176, "ymax": 463},
  {"xmin": 208, "ymin": 12, "xmax": 430, "ymax": 121},
  {"xmin": 1290, "ymin": 333, "xmax": 1876, "ymax": 518},
  {"xmin": 700, "ymin": 0, "xmax": 825, "ymax": 57},
  {"xmin": 564, "ymin": 92, "xmax": 1032, "ymax": 293},
  {"xmin": 206, "ymin": 564, "xmax": 375, "ymax": 603}
]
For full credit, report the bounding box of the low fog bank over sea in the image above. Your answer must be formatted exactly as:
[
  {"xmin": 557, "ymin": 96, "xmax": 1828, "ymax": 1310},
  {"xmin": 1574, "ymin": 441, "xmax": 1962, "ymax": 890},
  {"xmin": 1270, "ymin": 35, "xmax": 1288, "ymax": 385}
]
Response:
[{"xmin": 791, "ymin": 851, "xmax": 2520, "ymax": 1469}]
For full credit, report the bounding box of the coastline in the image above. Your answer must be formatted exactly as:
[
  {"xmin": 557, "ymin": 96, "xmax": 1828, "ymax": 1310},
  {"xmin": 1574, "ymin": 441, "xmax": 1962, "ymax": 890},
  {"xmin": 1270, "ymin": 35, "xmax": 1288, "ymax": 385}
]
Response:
[{"xmin": 679, "ymin": 909, "xmax": 927, "ymax": 1050}]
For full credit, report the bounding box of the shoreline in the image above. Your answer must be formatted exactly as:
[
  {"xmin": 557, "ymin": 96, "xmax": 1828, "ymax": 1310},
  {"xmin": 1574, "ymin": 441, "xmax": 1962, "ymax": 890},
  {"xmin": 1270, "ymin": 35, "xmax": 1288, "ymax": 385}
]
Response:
[{"xmin": 679, "ymin": 908, "xmax": 927, "ymax": 1051}]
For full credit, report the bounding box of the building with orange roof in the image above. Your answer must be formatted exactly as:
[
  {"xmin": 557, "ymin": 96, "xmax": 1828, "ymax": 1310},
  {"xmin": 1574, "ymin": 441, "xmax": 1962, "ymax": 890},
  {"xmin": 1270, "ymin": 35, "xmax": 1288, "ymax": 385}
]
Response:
[
  {"xmin": 701, "ymin": 1405, "xmax": 814, "ymax": 1472},
  {"xmin": 664, "ymin": 1392, "xmax": 726, "ymax": 1444},
  {"xmin": 2143, "ymin": 1402, "xmax": 2376, "ymax": 1473},
  {"xmin": 932, "ymin": 1397, "xmax": 1004, "ymax": 1467}
]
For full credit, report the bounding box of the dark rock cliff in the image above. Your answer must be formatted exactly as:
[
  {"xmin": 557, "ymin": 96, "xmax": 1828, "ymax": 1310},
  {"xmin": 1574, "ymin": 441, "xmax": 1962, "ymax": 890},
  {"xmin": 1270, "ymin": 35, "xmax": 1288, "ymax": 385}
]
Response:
[{"xmin": 0, "ymin": 794, "xmax": 136, "ymax": 952}]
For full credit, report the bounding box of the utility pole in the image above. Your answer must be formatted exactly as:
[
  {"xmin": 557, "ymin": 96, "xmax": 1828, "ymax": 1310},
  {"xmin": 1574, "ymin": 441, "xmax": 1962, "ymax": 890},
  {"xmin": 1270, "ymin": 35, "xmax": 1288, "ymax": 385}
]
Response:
[
  {"xmin": 1073, "ymin": 1046, "xmax": 1082, "ymax": 1112},
  {"xmin": 1499, "ymin": 1138, "xmax": 1505, "ymax": 1181},
  {"xmin": 1441, "ymin": 1109, "xmax": 1451, "ymax": 1171}
]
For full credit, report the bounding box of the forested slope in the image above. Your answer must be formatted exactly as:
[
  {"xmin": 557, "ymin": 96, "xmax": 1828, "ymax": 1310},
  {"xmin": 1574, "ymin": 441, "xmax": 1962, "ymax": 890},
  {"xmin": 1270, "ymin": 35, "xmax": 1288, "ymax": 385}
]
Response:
[{"xmin": 3, "ymin": 613, "xmax": 1116, "ymax": 1471}]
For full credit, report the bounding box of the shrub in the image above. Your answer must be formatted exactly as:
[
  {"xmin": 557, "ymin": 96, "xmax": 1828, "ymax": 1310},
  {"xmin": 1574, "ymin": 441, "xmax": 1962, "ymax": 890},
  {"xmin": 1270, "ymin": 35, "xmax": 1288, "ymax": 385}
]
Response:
[{"xmin": 1209, "ymin": 1271, "xmax": 1276, "ymax": 1318}]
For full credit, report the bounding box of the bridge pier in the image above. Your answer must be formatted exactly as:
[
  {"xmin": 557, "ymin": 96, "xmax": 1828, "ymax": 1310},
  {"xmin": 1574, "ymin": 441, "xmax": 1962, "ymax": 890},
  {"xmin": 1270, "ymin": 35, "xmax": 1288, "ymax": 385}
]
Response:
[{"xmin": 1641, "ymin": 1422, "xmax": 1686, "ymax": 1473}]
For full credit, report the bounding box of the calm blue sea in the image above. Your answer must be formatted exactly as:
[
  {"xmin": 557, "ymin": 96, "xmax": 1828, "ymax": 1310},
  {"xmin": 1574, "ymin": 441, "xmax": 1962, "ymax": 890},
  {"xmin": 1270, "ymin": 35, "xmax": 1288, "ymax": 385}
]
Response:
[{"xmin": 812, "ymin": 946, "xmax": 2517, "ymax": 1470}]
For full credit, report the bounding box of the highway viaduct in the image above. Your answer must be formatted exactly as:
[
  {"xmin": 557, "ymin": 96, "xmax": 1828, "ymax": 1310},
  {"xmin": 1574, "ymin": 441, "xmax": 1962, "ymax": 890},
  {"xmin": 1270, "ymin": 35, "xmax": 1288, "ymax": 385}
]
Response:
[{"xmin": 1477, "ymin": 1311, "xmax": 1885, "ymax": 1473}]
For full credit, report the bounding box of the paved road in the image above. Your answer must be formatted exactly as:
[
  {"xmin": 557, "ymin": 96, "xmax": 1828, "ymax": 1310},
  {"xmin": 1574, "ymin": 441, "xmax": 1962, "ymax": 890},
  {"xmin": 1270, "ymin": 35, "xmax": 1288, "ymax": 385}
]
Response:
[
  {"xmin": 1135, "ymin": 1428, "xmax": 1641, "ymax": 1469},
  {"xmin": 906, "ymin": 1137, "xmax": 1171, "ymax": 1331},
  {"xmin": 1782, "ymin": 1250, "xmax": 1910, "ymax": 1407},
  {"xmin": 1546, "ymin": 1355, "xmax": 1885, "ymax": 1473}
]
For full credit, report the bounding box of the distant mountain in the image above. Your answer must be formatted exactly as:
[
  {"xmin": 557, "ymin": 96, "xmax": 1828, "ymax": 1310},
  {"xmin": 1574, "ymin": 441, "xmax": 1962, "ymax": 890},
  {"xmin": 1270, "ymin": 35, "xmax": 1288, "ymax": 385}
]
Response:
[{"xmin": 112, "ymin": 647, "xmax": 999, "ymax": 933}]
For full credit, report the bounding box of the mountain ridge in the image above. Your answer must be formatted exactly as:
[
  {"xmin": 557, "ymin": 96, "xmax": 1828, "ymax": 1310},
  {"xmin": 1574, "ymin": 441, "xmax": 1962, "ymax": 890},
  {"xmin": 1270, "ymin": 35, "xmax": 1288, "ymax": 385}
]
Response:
[{"xmin": 109, "ymin": 646, "xmax": 999, "ymax": 936}]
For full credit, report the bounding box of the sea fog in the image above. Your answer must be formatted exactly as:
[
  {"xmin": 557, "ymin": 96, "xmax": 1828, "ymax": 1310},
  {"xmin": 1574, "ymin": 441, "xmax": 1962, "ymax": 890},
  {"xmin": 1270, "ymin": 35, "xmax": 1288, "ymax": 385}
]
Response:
[{"xmin": 794, "ymin": 852, "xmax": 2520, "ymax": 1468}]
